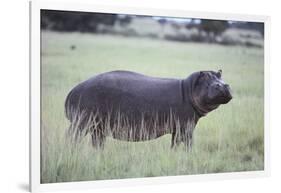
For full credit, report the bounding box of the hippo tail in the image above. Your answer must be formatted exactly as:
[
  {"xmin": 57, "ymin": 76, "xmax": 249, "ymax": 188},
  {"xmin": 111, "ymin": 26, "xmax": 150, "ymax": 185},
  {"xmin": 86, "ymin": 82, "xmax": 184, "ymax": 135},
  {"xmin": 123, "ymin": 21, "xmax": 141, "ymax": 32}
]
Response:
[
  {"xmin": 65, "ymin": 89, "xmax": 86, "ymax": 141},
  {"xmin": 65, "ymin": 89, "xmax": 95, "ymax": 141},
  {"xmin": 65, "ymin": 89, "xmax": 74, "ymax": 121}
]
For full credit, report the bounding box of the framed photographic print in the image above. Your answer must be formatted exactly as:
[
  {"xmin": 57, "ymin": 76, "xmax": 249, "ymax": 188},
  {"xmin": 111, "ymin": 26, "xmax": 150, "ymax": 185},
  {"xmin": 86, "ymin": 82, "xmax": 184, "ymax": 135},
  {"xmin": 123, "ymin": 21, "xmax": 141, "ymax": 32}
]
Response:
[{"xmin": 30, "ymin": 1, "xmax": 270, "ymax": 192}]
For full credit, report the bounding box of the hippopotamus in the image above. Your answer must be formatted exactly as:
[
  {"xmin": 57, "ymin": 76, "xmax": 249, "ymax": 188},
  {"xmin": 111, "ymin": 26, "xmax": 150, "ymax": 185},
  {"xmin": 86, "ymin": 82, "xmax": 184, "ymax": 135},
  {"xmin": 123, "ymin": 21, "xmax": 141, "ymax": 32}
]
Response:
[{"xmin": 65, "ymin": 70, "xmax": 232, "ymax": 150}]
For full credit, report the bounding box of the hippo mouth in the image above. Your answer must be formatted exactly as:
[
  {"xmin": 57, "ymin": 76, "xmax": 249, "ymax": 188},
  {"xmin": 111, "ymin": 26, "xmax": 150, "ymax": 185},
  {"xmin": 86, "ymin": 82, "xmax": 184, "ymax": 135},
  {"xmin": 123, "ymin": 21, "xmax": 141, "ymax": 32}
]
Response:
[
  {"xmin": 218, "ymin": 95, "xmax": 232, "ymax": 104},
  {"xmin": 218, "ymin": 90, "xmax": 232, "ymax": 104}
]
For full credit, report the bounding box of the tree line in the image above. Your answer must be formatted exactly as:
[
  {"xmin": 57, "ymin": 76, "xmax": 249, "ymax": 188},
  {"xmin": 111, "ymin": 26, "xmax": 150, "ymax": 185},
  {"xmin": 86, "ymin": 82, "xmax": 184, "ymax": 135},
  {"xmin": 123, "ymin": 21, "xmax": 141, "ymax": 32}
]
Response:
[{"xmin": 41, "ymin": 10, "xmax": 263, "ymax": 37}]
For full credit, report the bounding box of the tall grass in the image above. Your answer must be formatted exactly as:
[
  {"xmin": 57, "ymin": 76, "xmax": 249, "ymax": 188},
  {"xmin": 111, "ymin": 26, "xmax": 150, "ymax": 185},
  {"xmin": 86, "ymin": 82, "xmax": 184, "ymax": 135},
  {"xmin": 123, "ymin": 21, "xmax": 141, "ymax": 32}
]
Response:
[{"xmin": 41, "ymin": 31, "xmax": 264, "ymax": 183}]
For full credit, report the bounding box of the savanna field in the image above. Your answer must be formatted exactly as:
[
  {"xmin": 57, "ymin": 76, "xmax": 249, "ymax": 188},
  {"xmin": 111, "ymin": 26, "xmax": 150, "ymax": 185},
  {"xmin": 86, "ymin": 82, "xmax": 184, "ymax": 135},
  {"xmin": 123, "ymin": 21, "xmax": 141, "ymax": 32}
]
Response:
[{"xmin": 41, "ymin": 31, "xmax": 264, "ymax": 183}]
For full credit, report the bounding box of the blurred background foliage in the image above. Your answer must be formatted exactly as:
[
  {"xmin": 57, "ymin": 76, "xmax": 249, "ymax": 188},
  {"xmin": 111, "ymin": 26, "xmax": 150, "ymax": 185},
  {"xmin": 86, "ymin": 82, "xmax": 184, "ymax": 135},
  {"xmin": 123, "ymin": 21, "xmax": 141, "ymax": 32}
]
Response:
[{"xmin": 41, "ymin": 10, "xmax": 264, "ymax": 48}]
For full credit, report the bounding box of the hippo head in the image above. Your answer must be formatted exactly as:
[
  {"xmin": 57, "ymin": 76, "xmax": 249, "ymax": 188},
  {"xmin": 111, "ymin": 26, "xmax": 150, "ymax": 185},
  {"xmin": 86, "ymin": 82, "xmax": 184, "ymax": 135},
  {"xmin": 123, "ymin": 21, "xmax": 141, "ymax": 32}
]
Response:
[{"xmin": 187, "ymin": 70, "xmax": 232, "ymax": 116}]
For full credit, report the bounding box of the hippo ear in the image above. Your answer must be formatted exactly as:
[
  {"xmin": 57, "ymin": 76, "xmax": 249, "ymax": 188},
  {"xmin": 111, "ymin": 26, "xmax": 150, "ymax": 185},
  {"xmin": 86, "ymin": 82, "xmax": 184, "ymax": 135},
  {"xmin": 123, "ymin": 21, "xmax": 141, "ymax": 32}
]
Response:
[{"xmin": 216, "ymin": 69, "xmax": 222, "ymax": 78}]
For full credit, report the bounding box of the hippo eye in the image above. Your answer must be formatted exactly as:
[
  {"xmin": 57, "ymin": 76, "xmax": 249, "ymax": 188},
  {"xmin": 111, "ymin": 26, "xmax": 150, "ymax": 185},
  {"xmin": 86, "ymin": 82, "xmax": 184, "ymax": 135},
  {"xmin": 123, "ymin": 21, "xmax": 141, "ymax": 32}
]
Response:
[{"xmin": 203, "ymin": 80, "xmax": 210, "ymax": 88}]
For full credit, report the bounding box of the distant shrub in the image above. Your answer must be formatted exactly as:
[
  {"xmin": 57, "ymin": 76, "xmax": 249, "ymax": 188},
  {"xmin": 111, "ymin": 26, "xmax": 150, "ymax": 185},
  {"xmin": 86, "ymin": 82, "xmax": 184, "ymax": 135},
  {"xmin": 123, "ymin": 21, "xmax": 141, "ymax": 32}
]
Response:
[{"xmin": 200, "ymin": 20, "xmax": 228, "ymax": 36}]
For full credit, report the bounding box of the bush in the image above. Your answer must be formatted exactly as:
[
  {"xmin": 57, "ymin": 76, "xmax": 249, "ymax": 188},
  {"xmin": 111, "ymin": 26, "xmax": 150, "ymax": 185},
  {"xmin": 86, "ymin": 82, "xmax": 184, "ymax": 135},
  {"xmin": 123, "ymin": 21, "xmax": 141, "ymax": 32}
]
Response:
[{"xmin": 200, "ymin": 20, "xmax": 228, "ymax": 36}]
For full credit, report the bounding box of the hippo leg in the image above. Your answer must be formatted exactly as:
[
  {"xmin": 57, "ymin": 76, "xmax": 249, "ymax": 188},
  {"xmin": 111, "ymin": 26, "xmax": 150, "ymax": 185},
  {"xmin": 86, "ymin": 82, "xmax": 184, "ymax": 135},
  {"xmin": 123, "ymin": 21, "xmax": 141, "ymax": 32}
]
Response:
[
  {"xmin": 91, "ymin": 129, "xmax": 106, "ymax": 149},
  {"xmin": 182, "ymin": 130, "xmax": 193, "ymax": 152},
  {"xmin": 171, "ymin": 132, "xmax": 181, "ymax": 148}
]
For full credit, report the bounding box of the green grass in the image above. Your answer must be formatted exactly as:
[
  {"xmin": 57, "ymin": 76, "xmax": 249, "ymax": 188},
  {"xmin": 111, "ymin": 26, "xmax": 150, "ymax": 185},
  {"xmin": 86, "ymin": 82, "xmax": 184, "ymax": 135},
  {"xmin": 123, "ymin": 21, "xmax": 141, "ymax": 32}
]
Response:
[{"xmin": 41, "ymin": 31, "xmax": 264, "ymax": 183}]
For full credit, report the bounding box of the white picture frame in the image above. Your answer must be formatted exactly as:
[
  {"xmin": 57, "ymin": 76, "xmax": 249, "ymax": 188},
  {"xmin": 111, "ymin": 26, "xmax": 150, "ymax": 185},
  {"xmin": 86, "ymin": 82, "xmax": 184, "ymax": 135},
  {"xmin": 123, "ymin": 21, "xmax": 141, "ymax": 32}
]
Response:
[{"xmin": 30, "ymin": 1, "xmax": 270, "ymax": 192}]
